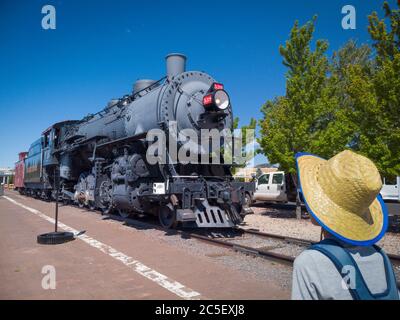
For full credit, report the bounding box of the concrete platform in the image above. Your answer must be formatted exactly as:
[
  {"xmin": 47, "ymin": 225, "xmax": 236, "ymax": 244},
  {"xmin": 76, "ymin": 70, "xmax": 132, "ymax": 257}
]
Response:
[{"xmin": 0, "ymin": 191, "xmax": 288, "ymax": 300}]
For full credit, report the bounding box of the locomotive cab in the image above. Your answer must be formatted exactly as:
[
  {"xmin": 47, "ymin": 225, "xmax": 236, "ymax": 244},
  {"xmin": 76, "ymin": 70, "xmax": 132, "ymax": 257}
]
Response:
[{"xmin": 42, "ymin": 127, "xmax": 58, "ymax": 167}]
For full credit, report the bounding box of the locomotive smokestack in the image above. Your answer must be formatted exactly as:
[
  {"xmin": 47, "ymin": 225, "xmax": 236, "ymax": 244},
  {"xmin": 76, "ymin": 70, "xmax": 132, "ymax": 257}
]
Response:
[{"xmin": 166, "ymin": 53, "xmax": 187, "ymax": 78}]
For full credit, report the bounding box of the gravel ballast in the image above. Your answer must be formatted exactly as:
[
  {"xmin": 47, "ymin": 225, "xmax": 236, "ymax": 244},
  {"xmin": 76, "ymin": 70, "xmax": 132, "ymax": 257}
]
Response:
[{"xmin": 244, "ymin": 205, "xmax": 400, "ymax": 256}]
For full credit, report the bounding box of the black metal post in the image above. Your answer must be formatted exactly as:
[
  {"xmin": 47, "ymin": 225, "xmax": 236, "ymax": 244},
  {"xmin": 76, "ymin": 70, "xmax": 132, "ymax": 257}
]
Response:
[
  {"xmin": 37, "ymin": 165, "xmax": 74, "ymax": 245},
  {"xmin": 54, "ymin": 167, "xmax": 59, "ymax": 232}
]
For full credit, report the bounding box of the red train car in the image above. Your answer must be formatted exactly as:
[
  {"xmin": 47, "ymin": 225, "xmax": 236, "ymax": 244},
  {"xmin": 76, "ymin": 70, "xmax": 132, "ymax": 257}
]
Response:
[{"xmin": 14, "ymin": 152, "xmax": 28, "ymax": 193}]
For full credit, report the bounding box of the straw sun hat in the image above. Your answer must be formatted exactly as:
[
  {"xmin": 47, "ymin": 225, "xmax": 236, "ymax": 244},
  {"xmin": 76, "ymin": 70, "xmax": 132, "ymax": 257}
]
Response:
[{"xmin": 296, "ymin": 150, "xmax": 388, "ymax": 246}]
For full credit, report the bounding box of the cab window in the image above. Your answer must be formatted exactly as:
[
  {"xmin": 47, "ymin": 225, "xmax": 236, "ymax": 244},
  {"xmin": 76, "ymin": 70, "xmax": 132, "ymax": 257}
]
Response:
[
  {"xmin": 258, "ymin": 174, "xmax": 270, "ymax": 185},
  {"xmin": 384, "ymin": 176, "xmax": 397, "ymax": 185},
  {"xmin": 43, "ymin": 132, "xmax": 50, "ymax": 148},
  {"xmin": 272, "ymin": 173, "xmax": 284, "ymax": 185},
  {"xmin": 53, "ymin": 129, "xmax": 60, "ymax": 148}
]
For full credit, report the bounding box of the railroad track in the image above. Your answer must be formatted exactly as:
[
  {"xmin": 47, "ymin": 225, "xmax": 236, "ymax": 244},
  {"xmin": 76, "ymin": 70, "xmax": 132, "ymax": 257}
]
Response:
[
  {"xmin": 104, "ymin": 211, "xmax": 400, "ymax": 265},
  {"xmin": 182, "ymin": 230, "xmax": 297, "ymax": 264},
  {"xmin": 239, "ymin": 228, "xmax": 400, "ymax": 264},
  {"xmin": 103, "ymin": 212, "xmax": 301, "ymax": 264},
  {"xmin": 100, "ymin": 212, "xmax": 400, "ymax": 289}
]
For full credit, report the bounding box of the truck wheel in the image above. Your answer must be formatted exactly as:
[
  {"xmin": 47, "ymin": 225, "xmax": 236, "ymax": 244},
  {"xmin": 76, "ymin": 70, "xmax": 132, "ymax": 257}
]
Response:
[{"xmin": 37, "ymin": 232, "xmax": 75, "ymax": 245}]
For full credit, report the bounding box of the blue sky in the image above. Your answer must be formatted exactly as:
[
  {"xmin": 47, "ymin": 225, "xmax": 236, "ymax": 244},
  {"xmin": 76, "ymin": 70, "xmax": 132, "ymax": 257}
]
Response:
[{"xmin": 0, "ymin": 0, "xmax": 395, "ymax": 167}]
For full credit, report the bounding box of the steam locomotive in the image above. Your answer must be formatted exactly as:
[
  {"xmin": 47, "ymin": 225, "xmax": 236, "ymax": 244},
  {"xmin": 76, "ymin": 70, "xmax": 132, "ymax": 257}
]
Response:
[{"xmin": 14, "ymin": 54, "xmax": 254, "ymax": 228}]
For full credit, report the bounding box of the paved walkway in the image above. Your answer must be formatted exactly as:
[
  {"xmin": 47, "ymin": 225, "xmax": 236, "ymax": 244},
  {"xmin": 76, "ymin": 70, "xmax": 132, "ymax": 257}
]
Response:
[{"xmin": 0, "ymin": 191, "xmax": 288, "ymax": 299}]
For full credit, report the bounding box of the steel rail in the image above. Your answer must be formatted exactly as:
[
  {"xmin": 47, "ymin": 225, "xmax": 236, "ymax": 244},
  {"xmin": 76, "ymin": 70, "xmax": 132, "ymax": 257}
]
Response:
[
  {"xmin": 181, "ymin": 231, "xmax": 295, "ymax": 264},
  {"xmin": 186, "ymin": 228, "xmax": 400, "ymax": 290},
  {"xmin": 99, "ymin": 212, "xmax": 297, "ymax": 264},
  {"xmin": 239, "ymin": 228, "xmax": 400, "ymax": 263}
]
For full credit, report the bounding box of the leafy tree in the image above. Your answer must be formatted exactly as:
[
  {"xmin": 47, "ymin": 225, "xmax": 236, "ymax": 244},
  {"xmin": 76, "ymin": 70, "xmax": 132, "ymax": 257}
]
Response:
[
  {"xmin": 259, "ymin": 17, "xmax": 344, "ymax": 174},
  {"xmin": 332, "ymin": 40, "xmax": 372, "ymax": 73},
  {"xmin": 259, "ymin": 2, "xmax": 400, "ymax": 179},
  {"xmin": 330, "ymin": 40, "xmax": 373, "ymax": 150},
  {"xmin": 368, "ymin": 1, "xmax": 400, "ymax": 62},
  {"xmin": 345, "ymin": 1, "xmax": 400, "ymax": 177},
  {"xmin": 258, "ymin": 21, "xmax": 379, "ymax": 219}
]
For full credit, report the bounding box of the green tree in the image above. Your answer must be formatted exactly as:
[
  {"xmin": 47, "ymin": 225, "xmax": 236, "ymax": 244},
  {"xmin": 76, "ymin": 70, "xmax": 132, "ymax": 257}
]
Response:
[
  {"xmin": 330, "ymin": 40, "xmax": 373, "ymax": 150},
  {"xmin": 368, "ymin": 1, "xmax": 400, "ymax": 62},
  {"xmin": 345, "ymin": 1, "xmax": 400, "ymax": 177},
  {"xmin": 259, "ymin": 2, "xmax": 400, "ymax": 179},
  {"xmin": 259, "ymin": 17, "xmax": 344, "ymax": 174}
]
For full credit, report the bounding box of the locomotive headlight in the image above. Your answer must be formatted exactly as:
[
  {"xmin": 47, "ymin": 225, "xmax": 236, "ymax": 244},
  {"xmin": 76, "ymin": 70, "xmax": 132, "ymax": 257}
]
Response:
[
  {"xmin": 214, "ymin": 90, "xmax": 230, "ymax": 110},
  {"xmin": 203, "ymin": 90, "xmax": 230, "ymax": 110}
]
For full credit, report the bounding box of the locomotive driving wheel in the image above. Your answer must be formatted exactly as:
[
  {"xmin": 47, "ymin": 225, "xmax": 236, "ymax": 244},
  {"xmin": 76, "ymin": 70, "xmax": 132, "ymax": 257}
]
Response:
[
  {"xmin": 244, "ymin": 193, "xmax": 253, "ymax": 207},
  {"xmin": 76, "ymin": 173, "xmax": 88, "ymax": 208},
  {"xmin": 97, "ymin": 175, "xmax": 113, "ymax": 215},
  {"xmin": 78, "ymin": 197, "xmax": 85, "ymax": 208},
  {"xmin": 159, "ymin": 204, "xmax": 178, "ymax": 229},
  {"xmin": 117, "ymin": 209, "xmax": 131, "ymax": 219},
  {"xmin": 87, "ymin": 200, "xmax": 96, "ymax": 211}
]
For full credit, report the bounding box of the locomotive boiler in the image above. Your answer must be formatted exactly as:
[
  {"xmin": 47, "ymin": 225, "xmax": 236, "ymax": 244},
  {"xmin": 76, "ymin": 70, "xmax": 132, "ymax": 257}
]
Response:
[{"xmin": 15, "ymin": 54, "xmax": 254, "ymax": 228}]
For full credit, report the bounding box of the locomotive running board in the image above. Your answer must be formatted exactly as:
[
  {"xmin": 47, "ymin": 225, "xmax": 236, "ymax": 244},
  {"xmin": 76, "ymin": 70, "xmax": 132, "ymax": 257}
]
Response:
[{"xmin": 96, "ymin": 132, "xmax": 147, "ymax": 149}]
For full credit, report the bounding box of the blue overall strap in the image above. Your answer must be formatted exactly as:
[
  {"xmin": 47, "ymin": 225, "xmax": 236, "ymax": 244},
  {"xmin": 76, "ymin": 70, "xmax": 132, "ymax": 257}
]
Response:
[
  {"xmin": 308, "ymin": 239, "xmax": 399, "ymax": 300},
  {"xmin": 371, "ymin": 245, "xmax": 400, "ymax": 300}
]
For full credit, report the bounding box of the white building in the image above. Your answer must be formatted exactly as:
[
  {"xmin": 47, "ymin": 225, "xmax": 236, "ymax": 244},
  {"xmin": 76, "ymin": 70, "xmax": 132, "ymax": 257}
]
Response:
[{"xmin": 0, "ymin": 167, "xmax": 14, "ymax": 184}]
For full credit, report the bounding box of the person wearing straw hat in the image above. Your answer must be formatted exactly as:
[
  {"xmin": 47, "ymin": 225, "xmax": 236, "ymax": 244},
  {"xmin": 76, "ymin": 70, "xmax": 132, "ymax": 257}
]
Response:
[{"xmin": 292, "ymin": 150, "xmax": 399, "ymax": 300}]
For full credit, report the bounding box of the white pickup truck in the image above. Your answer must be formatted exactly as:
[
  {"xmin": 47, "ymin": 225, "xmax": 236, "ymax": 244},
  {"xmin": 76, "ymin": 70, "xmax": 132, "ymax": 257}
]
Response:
[
  {"xmin": 252, "ymin": 171, "xmax": 298, "ymax": 203},
  {"xmin": 381, "ymin": 176, "xmax": 400, "ymax": 202}
]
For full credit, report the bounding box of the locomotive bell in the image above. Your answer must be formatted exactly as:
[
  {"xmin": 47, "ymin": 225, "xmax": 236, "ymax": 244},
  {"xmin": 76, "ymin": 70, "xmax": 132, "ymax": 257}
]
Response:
[{"xmin": 133, "ymin": 79, "xmax": 157, "ymax": 96}]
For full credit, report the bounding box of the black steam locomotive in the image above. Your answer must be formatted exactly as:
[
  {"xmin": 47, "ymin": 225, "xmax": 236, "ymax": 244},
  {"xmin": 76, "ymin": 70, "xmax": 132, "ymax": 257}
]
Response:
[{"xmin": 15, "ymin": 54, "xmax": 254, "ymax": 228}]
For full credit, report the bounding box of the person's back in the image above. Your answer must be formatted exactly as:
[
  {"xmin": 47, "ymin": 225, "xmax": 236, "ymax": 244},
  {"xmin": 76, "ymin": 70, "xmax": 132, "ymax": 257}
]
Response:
[
  {"xmin": 292, "ymin": 239, "xmax": 399, "ymax": 300},
  {"xmin": 293, "ymin": 151, "xmax": 399, "ymax": 300}
]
